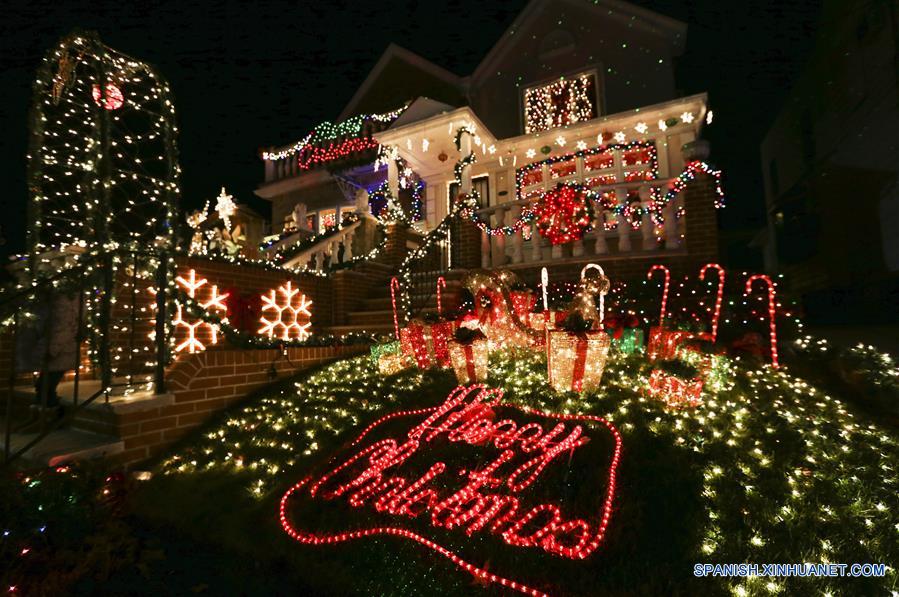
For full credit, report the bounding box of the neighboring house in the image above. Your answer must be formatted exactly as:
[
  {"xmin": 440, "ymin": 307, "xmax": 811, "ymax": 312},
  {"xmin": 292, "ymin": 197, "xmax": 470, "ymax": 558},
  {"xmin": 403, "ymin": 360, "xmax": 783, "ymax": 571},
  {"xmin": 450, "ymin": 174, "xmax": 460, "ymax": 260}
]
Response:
[
  {"xmin": 760, "ymin": 0, "xmax": 899, "ymax": 318},
  {"xmin": 255, "ymin": 0, "xmax": 718, "ymax": 289}
]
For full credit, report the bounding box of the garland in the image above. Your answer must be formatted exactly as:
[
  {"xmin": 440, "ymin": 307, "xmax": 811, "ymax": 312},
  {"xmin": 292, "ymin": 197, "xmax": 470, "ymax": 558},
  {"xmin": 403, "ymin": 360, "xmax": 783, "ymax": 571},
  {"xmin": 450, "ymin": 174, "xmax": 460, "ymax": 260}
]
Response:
[
  {"xmin": 262, "ymin": 104, "xmax": 408, "ymax": 162},
  {"xmin": 658, "ymin": 160, "xmax": 724, "ymax": 210},
  {"xmin": 267, "ymin": 213, "xmax": 361, "ymax": 263}
]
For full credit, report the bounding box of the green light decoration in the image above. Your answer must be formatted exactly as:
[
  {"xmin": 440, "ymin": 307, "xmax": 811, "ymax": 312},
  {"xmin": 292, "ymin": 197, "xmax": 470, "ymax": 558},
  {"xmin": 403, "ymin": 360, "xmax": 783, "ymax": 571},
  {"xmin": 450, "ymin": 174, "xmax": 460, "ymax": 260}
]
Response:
[{"xmin": 26, "ymin": 30, "xmax": 180, "ymax": 259}]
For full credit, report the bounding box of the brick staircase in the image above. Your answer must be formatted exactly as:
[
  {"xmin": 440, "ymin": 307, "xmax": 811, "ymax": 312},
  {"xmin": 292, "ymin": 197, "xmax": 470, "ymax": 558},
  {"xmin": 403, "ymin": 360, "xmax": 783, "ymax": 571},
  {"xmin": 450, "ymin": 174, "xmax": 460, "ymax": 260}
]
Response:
[{"xmin": 325, "ymin": 268, "xmax": 467, "ymax": 336}]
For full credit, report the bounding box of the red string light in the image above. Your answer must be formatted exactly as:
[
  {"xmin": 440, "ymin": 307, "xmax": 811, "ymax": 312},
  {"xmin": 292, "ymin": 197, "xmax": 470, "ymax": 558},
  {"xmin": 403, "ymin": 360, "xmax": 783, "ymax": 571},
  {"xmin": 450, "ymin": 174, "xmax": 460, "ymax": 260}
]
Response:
[
  {"xmin": 390, "ymin": 276, "xmax": 401, "ymax": 340},
  {"xmin": 279, "ymin": 384, "xmax": 622, "ymax": 595},
  {"xmin": 699, "ymin": 263, "xmax": 726, "ymax": 343},
  {"xmin": 436, "ymin": 276, "xmax": 446, "ymax": 318},
  {"xmin": 744, "ymin": 274, "xmax": 779, "ymax": 368},
  {"xmin": 297, "ymin": 137, "xmax": 380, "ymax": 170},
  {"xmin": 647, "ymin": 265, "xmax": 670, "ymax": 327}
]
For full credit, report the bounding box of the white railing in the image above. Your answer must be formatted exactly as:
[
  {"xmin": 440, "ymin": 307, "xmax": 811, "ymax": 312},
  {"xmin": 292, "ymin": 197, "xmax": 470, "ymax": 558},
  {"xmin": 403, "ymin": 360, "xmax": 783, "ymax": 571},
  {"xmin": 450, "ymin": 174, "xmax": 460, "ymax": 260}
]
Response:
[
  {"xmin": 282, "ymin": 219, "xmax": 363, "ymax": 271},
  {"xmin": 475, "ymin": 178, "xmax": 683, "ymax": 269}
]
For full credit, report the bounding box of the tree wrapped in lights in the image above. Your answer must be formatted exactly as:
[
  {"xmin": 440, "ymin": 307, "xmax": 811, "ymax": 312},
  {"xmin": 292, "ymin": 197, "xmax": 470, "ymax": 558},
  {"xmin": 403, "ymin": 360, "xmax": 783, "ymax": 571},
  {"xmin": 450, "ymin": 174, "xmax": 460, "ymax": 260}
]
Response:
[{"xmin": 26, "ymin": 30, "xmax": 179, "ymax": 257}]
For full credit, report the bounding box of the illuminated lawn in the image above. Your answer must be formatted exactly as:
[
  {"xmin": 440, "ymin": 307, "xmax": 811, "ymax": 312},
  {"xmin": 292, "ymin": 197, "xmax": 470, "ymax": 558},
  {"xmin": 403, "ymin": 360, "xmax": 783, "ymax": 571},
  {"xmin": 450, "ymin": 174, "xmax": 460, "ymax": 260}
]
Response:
[{"xmin": 136, "ymin": 349, "xmax": 899, "ymax": 596}]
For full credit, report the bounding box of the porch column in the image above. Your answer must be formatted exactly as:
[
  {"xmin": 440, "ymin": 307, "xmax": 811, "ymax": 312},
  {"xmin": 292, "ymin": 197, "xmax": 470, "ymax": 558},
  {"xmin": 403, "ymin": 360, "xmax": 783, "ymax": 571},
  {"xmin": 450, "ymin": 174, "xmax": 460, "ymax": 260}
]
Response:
[
  {"xmin": 460, "ymin": 129, "xmax": 473, "ymax": 196},
  {"xmin": 492, "ymin": 206, "xmax": 507, "ymax": 266},
  {"xmin": 387, "ymin": 149, "xmax": 399, "ymax": 199},
  {"xmin": 663, "ymin": 202, "xmax": 679, "ymax": 249},
  {"xmin": 594, "ymin": 208, "xmax": 608, "ymax": 254},
  {"xmin": 510, "ymin": 204, "xmax": 524, "ymax": 263},
  {"xmin": 640, "ymin": 187, "xmax": 657, "ymax": 251}
]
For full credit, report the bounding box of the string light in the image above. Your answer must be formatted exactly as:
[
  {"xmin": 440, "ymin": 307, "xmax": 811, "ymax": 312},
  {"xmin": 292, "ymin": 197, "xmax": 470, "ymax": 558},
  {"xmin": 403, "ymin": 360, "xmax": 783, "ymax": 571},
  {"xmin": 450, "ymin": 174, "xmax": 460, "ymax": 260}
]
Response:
[
  {"xmin": 258, "ymin": 281, "xmax": 313, "ymax": 341},
  {"xmin": 280, "ymin": 384, "xmax": 621, "ymax": 593},
  {"xmin": 523, "ymin": 72, "xmax": 597, "ymax": 134}
]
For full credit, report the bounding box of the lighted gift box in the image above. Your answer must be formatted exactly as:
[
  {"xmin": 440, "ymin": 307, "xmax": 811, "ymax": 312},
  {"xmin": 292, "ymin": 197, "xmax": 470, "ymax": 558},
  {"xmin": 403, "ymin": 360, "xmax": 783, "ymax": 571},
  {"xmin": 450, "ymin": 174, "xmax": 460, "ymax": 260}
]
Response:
[
  {"xmin": 647, "ymin": 368, "xmax": 703, "ymax": 408},
  {"xmin": 647, "ymin": 327, "xmax": 695, "ymax": 361},
  {"xmin": 370, "ymin": 341, "xmax": 400, "ymax": 366},
  {"xmin": 378, "ymin": 351, "xmax": 412, "ymax": 376},
  {"xmin": 447, "ymin": 338, "xmax": 489, "ymax": 384},
  {"xmin": 547, "ymin": 329, "xmax": 611, "ymax": 393},
  {"xmin": 678, "ymin": 346, "xmax": 732, "ymax": 393},
  {"xmin": 399, "ymin": 321, "xmax": 437, "ymax": 369},
  {"xmin": 610, "ymin": 328, "xmax": 644, "ymax": 354}
]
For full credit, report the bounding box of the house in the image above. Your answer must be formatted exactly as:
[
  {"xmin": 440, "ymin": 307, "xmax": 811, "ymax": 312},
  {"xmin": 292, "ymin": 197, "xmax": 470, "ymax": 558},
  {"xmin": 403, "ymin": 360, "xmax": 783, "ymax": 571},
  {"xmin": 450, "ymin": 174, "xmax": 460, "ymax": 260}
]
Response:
[
  {"xmin": 759, "ymin": 0, "xmax": 899, "ymax": 322},
  {"xmin": 251, "ymin": 0, "xmax": 720, "ymax": 331}
]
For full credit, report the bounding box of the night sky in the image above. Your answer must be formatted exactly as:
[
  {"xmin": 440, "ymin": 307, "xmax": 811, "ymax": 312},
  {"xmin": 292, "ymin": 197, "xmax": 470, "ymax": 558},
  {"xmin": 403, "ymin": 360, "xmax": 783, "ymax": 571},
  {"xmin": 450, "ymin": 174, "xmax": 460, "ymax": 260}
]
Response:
[{"xmin": 0, "ymin": 0, "xmax": 822, "ymax": 261}]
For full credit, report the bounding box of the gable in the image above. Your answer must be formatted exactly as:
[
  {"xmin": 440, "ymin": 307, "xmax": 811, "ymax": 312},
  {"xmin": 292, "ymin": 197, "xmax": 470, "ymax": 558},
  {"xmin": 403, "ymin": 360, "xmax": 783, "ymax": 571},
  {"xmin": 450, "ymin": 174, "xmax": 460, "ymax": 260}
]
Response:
[
  {"xmin": 338, "ymin": 45, "xmax": 467, "ymax": 120},
  {"xmin": 467, "ymin": 0, "xmax": 687, "ymax": 138}
]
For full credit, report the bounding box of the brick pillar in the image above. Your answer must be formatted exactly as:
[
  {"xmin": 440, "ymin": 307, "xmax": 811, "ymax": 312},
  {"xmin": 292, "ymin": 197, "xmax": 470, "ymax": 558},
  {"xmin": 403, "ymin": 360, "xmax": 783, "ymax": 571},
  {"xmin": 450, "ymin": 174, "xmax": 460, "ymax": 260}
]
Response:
[
  {"xmin": 331, "ymin": 269, "xmax": 370, "ymax": 326},
  {"xmin": 383, "ymin": 223, "xmax": 411, "ymax": 267},
  {"xmin": 452, "ymin": 218, "xmax": 482, "ymax": 270},
  {"xmin": 682, "ymin": 174, "xmax": 719, "ymax": 267}
]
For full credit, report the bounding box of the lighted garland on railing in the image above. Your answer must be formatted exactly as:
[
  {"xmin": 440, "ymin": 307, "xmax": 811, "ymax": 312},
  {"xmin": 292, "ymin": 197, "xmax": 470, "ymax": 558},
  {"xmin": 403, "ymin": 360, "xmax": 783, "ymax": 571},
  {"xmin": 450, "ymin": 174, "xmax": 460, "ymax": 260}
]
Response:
[
  {"xmin": 515, "ymin": 140, "xmax": 659, "ymax": 201},
  {"xmin": 262, "ymin": 104, "xmax": 408, "ymax": 162},
  {"xmin": 368, "ymin": 179, "xmax": 424, "ymax": 223},
  {"xmin": 268, "ymin": 213, "xmax": 361, "ymax": 263},
  {"xmin": 658, "ymin": 160, "xmax": 725, "ymax": 210}
]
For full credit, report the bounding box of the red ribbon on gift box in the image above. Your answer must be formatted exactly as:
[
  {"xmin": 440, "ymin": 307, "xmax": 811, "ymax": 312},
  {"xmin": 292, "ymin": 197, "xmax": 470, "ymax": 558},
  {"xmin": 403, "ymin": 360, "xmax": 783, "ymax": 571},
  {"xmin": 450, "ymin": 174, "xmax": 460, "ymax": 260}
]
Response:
[
  {"xmin": 463, "ymin": 343, "xmax": 476, "ymax": 381},
  {"xmin": 571, "ymin": 333, "xmax": 589, "ymax": 392}
]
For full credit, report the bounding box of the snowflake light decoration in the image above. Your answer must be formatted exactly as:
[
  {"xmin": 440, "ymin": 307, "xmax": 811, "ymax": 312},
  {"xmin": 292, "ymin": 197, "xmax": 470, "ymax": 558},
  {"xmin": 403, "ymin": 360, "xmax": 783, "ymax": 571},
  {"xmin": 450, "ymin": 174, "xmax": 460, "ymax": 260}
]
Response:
[
  {"xmin": 258, "ymin": 281, "xmax": 312, "ymax": 341},
  {"xmin": 151, "ymin": 269, "xmax": 229, "ymax": 354}
]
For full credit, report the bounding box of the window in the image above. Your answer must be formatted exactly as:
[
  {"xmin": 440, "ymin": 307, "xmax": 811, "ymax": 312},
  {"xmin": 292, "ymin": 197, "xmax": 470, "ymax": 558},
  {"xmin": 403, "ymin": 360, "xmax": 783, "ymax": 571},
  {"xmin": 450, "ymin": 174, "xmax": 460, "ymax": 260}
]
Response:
[
  {"xmin": 523, "ymin": 72, "xmax": 598, "ymax": 134},
  {"xmin": 318, "ymin": 209, "xmax": 337, "ymax": 232},
  {"xmin": 448, "ymin": 176, "xmax": 490, "ymax": 211}
]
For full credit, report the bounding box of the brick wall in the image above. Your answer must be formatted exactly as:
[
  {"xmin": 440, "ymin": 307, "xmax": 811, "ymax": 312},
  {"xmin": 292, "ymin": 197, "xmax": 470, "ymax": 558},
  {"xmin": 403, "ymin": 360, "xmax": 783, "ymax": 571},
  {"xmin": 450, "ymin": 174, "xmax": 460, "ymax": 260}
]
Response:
[{"xmin": 74, "ymin": 343, "xmax": 367, "ymax": 466}]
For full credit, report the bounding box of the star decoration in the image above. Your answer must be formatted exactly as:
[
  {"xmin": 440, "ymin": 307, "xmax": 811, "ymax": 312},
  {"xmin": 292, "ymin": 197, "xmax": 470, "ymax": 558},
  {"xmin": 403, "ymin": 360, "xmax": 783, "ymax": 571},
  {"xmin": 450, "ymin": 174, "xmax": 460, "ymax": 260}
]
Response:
[
  {"xmin": 555, "ymin": 135, "xmax": 566, "ymax": 147},
  {"xmin": 681, "ymin": 111, "xmax": 695, "ymax": 124},
  {"xmin": 634, "ymin": 122, "xmax": 648, "ymax": 134},
  {"xmin": 576, "ymin": 140, "xmax": 588, "ymax": 151},
  {"xmin": 215, "ymin": 186, "xmax": 237, "ymax": 230},
  {"xmin": 613, "ymin": 131, "xmax": 626, "ymax": 143},
  {"xmin": 525, "ymin": 148, "xmax": 536, "ymax": 159},
  {"xmin": 259, "ymin": 281, "xmax": 313, "ymax": 341}
]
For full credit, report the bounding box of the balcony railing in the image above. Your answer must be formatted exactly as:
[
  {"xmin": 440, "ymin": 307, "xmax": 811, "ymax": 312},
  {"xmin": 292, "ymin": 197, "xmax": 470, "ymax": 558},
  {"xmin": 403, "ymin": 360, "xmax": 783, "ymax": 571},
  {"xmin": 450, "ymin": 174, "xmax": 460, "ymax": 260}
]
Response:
[{"xmin": 475, "ymin": 178, "xmax": 683, "ymax": 269}]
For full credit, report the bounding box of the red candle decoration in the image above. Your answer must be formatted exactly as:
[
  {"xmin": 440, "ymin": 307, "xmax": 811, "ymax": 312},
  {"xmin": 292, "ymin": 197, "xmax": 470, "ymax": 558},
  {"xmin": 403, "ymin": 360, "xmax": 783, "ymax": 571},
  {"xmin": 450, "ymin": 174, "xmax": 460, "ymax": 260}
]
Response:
[
  {"xmin": 744, "ymin": 274, "xmax": 779, "ymax": 368},
  {"xmin": 699, "ymin": 263, "xmax": 726, "ymax": 343}
]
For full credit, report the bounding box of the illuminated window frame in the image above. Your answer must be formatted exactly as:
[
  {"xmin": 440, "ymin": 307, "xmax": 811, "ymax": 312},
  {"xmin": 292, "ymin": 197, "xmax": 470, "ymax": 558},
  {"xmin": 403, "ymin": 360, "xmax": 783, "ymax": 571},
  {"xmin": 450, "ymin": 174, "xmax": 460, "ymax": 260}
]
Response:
[{"xmin": 522, "ymin": 69, "xmax": 601, "ymax": 134}]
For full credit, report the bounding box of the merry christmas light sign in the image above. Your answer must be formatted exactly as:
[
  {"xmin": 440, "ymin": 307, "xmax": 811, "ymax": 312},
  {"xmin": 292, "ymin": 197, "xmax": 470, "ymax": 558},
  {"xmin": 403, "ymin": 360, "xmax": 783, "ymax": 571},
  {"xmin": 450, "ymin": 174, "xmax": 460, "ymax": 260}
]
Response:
[{"xmin": 280, "ymin": 384, "xmax": 622, "ymax": 595}]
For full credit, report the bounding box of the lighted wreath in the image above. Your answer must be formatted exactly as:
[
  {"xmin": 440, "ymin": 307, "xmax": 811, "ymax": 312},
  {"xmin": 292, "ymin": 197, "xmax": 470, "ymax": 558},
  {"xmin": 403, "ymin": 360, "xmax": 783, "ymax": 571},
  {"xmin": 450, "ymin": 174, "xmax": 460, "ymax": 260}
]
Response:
[{"xmin": 533, "ymin": 183, "xmax": 595, "ymax": 245}]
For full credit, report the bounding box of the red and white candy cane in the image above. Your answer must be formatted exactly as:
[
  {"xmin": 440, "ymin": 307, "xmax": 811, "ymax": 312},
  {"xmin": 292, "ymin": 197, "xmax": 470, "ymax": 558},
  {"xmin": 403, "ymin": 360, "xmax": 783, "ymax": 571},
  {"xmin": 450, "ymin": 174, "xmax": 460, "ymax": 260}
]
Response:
[
  {"xmin": 699, "ymin": 263, "xmax": 726, "ymax": 343},
  {"xmin": 390, "ymin": 276, "xmax": 401, "ymax": 340},
  {"xmin": 540, "ymin": 266, "xmax": 549, "ymax": 311},
  {"xmin": 436, "ymin": 276, "xmax": 446, "ymax": 318},
  {"xmin": 744, "ymin": 274, "xmax": 779, "ymax": 368},
  {"xmin": 581, "ymin": 263, "xmax": 607, "ymax": 322},
  {"xmin": 647, "ymin": 264, "xmax": 670, "ymax": 327}
]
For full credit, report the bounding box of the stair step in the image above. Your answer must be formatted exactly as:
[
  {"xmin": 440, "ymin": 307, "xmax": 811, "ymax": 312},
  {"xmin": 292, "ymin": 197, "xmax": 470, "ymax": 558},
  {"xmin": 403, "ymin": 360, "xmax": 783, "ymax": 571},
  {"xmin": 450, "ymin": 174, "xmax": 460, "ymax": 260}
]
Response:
[{"xmin": 2, "ymin": 427, "xmax": 124, "ymax": 467}]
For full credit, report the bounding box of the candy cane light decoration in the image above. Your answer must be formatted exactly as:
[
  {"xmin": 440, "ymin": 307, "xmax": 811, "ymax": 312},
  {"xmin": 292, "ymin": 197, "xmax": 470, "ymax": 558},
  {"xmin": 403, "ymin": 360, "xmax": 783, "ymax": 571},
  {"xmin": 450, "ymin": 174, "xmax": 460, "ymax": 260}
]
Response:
[
  {"xmin": 647, "ymin": 264, "xmax": 670, "ymax": 327},
  {"xmin": 390, "ymin": 276, "xmax": 401, "ymax": 340},
  {"xmin": 581, "ymin": 263, "xmax": 608, "ymax": 322},
  {"xmin": 699, "ymin": 263, "xmax": 726, "ymax": 343},
  {"xmin": 744, "ymin": 274, "xmax": 779, "ymax": 368},
  {"xmin": 436, "ymin": 276, "xmax": 446, "ymax": 318}
]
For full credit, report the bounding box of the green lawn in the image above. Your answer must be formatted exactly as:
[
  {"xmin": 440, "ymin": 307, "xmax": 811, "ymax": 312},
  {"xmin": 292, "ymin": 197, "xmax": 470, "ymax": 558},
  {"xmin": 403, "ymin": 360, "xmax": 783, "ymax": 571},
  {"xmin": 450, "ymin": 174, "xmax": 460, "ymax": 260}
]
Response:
[{"xmin": 127, "ymin": 348, "xmax": 899, "ymax": 596}]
